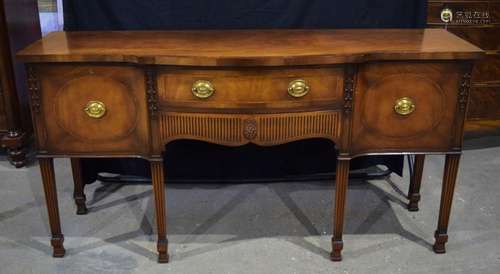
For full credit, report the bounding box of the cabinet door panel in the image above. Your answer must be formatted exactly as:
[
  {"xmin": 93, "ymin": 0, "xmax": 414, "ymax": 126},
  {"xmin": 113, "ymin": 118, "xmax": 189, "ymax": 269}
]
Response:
[
  {"xmin": 351, "ymin": 62, "xmax": 464, "ymax": 155},
  {"xmin": 34, "ymin": 65, "xmax": 150, "ymax": 156}
]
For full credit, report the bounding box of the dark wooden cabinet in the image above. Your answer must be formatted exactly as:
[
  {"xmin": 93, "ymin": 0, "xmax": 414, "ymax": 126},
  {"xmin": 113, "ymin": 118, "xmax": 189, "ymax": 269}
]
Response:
[
  {"xmin": 428, "ymin": 0, "xmax": 500, "ymax": 134},
  {"xmin": 0, "ymin": 0, "xmax": 41, "ymax": 167}
]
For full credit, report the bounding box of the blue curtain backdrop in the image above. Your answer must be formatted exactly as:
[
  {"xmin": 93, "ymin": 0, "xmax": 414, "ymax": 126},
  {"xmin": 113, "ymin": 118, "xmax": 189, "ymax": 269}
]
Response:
[
  {"xmin": 64, "ymin": 0, "xmax": 426, "ymax": 30},
  {"xmin": 62, "ymin": 0, "xmax": 426, "ymax": 183}
]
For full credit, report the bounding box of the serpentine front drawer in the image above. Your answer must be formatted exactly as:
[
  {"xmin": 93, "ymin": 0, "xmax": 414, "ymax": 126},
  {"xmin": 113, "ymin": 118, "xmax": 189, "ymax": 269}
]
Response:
[{"xmin": 156, "ymin": 67, "xmax": 344, "ymax": 113}]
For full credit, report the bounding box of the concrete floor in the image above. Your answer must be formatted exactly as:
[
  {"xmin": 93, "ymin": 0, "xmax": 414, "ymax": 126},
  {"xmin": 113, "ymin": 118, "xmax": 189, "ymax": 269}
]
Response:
[{"xmin": 0, "ymin": 137, "xmax": 499, "ymax": 274}]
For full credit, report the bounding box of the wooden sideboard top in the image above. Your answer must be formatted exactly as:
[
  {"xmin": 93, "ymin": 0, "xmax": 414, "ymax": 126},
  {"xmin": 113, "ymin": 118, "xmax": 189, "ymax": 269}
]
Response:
[{"xmin": 18, "ymin": 29, "xmax": 483, "ymax": 66}]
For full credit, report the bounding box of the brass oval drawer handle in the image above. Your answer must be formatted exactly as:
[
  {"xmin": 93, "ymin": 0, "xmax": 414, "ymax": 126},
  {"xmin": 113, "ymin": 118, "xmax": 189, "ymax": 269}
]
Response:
[
  {"xmin": 394, "ymin": 97, "xmax": 415, "ymax": 116},
  {"xmin": 441, "ymin": 8, "xmax": 453, "ymax": 23},
  {"xmin": 192, "ymin": 80, "xmax": 215, "ymax": 99},
  {"xmin": 84, "ymin": 101, "xmax": 107, "ymax": 119},
  {"xmin": 288, "ymin": 79, "xmax": 309, "ymax": 98}
]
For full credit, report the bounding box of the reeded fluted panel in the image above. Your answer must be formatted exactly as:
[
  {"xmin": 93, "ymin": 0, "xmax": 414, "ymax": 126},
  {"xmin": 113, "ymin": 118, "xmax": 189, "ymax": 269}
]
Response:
[
  {"xmin": 159, "ymin": 111, "xmax": 341, "ymax": 146},
  {"xmin": 259, "ymin": 112, "xmax": 340, "ymax": 144},
  {"xmin": 160, "ymin": 113, "xmax": 243, "ymax": 145}
]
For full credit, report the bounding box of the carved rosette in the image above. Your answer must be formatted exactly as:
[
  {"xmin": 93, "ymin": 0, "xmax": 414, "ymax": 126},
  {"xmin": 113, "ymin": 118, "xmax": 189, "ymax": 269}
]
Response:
[
  {"xmin": 243, "ymin": 119, "xmax": 258, "ymax": 140},
  {"xmin": 343, "ymin": 66, "xmax": 355, "ymax": 115},
  {"xmin": 27, "ymin": 65, "xmax": 41, "ymax": 114},
  {"xmin": 146, "ymin": 68, "xmax": 159, "ymax": 117},
  {"xmin": 458, "ymin": 70, "xmax": 472, "ymax": 112}
]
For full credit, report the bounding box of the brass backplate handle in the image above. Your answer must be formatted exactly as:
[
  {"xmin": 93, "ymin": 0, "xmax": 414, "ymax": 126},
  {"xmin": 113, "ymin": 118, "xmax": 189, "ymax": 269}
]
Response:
[
  {"xmin": 394, "ymin": 97, "xmax": 415, "ymax": 116},
  {"xmin": 192, "ymin": 80, "xmax": 215, "ymax": 99},
  {"xmin": 288, "ymin": 79, "xmax": 309, "ymax": 98},
  {"xmin": 84, "ymin": 100, "xmax": 106, "ymax": 119},
  {"xmin": 441, "ymin": 8, "xmax": 453, "ymax": 23}
]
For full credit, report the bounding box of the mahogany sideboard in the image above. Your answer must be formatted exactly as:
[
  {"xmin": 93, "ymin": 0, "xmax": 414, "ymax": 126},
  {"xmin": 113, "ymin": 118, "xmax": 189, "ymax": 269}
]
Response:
[{"xmin": 17, "ymin": 29, "xmax": 483, "ymax": 263}]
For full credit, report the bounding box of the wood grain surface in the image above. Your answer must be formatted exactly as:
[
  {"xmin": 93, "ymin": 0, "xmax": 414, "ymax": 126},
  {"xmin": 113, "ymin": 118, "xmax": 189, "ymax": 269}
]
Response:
[{"xmin": 17, "ymin": 29, "xmax": 483, "ymax": 66}]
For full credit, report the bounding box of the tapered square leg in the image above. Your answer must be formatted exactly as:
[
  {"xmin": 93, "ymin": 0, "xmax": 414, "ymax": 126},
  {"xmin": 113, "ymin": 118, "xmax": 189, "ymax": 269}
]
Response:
[
  {"xmin": 150, "ymin": 160, "xmax": 169, "ymax": 263},
  {"xmin": 331, "ymin": 159, "xmax": 350, "ymax": 262},
  {"xmin": 433, "ymin": 154, "xmax": 461, "ymax": 254},
  {"xmin": 71, "ymin": 158, "xmax": 88, "ymax": 215},
  {"xmin": 39, "ymin": 158, "xmax": 66, "ymax": 257},
  {"xmin": 408, "ymin": 155, "xmax": 425, "ymax": 212}
]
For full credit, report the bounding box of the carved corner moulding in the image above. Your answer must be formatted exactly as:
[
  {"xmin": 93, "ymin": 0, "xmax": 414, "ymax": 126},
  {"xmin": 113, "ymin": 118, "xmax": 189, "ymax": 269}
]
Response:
[
  {"xmin": 343, "ymin": 65, "xmax": 356, "ymax": 115},
  {"xmin": 27, "ymin": 65, "xmax": 41, "ymax": 114},
  {"xmin": 146, "ymin": 68, "xmax": 159, "ymax": 117},
  {"xmin": 458, "ymin": 69, "xmax": 472, "ymax": 112}
]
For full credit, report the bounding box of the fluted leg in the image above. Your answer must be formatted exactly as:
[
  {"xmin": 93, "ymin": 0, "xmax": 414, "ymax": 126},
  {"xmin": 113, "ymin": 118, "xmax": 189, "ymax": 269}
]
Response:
[
  {"xmin": 151, "ymin": 160, "xmax": 169, "ymax": 263},
  {"xmin": 39, "ymin": 158, "xmax": 65, "ymax": 257},
  {"xmin": 408, "ymin": 155, "xmax": 425, "ymax": 211},
  {"xmin": 433, "ymin": 154, "xmax": 461, "ymax": 254},
  {"xmin": 71, "ymin": 158, "xmax": 88, "ymax": 215},
  {"xmin": 331, "ymin": 159, "xmax": 350, "ymax": 261}
]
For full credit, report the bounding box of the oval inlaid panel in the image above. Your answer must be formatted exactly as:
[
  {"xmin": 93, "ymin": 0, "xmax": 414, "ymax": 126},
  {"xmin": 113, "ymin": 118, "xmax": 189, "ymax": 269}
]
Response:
[
  {"xmin": 54, "ymin": 75, "xmax": 138, "ymax": 142},
  {"xmin": 360, "ymin": 74, "xmax": 446, "ymax": 139}
]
